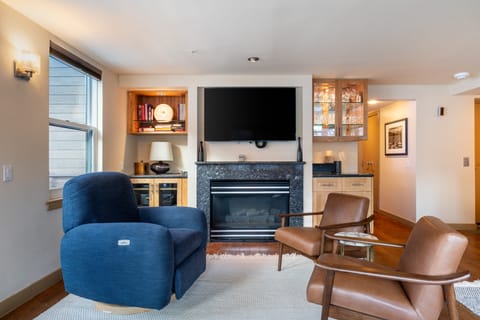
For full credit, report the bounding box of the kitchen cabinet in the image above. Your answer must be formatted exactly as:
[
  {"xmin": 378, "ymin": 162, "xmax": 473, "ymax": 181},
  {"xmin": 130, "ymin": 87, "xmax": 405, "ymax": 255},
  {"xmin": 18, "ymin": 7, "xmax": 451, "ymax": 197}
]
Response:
[
  {"xmin": 130, "ymin": 176, "xmax": 187, "ymax": 207},
  {"xmin": 313, "ymin": 79, "xmax": 368, "ymax": 141},
  {"xmin": 312, "ymin": 176, "xmax": 373, "ymax": 229}
]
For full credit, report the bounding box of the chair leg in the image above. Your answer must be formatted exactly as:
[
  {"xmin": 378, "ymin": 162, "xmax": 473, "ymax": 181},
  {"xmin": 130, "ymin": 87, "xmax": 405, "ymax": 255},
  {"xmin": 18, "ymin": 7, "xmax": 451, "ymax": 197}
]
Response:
[
  {"xmin": 443, "ymin": 284, "xmax": 459, "ymax": 320},
  {"xmin": 321, "ymin": 269, "xmax": 335, "ymax": 320},
  {"xmin": 277, "ymin": 243, "xmax": 284, "ymax": 271}
]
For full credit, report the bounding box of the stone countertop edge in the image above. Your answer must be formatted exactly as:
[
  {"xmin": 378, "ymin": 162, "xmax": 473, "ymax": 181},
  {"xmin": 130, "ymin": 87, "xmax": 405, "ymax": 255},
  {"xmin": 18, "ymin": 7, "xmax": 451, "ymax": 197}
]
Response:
[
  {"xmin": 313, "ymin": 173, "xmax": 374, "ymax": 177},
  {"xmin": 195, "ymin": 161, "xmax": 306, "ymax": 165},
  {"xmin": 130, "ymin": 173, "xmax": 188, "ymax": 178}
]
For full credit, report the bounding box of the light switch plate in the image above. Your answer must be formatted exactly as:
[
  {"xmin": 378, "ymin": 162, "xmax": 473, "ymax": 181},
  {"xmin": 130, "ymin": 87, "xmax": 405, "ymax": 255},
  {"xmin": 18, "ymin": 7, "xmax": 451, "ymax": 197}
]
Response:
[
  {"xmin": 463, "ymin": 157, "xmax": 470, "ymax": 167},
  {"xmin": 3, "ymin": 164, "xmax": 13, "ymax": 182}
]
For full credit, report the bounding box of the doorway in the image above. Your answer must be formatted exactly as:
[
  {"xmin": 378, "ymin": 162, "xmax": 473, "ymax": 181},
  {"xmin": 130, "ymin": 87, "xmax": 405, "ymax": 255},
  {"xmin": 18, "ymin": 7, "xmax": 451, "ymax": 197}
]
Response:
[{"xmin": 358, "ymin": 111, "xmax": 380, "ymax": 212}]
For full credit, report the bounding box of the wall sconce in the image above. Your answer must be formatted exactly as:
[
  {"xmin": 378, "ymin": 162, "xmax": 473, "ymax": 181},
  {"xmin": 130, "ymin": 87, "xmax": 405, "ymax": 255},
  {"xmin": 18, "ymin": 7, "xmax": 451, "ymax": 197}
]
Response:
[{"xmin": 14, "ymin": 52, "xmax": 40, "ymax": 80}]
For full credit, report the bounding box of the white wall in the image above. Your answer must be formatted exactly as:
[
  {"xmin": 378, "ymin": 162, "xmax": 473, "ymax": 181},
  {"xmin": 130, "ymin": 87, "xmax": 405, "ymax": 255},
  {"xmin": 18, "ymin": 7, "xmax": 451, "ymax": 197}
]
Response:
[
  {"xmin": 102, "ymin": 72, "xmax": 125, "ymax": 172},
  {"xmin": 0, "ymin": 2, "xmax": 60, "ymax": 303},
  {"xmin": 379, "ymin": 101, "xmax": 416, "ymax": 222},
  {"xmin": 370, "ymin": 85, "xmax": 475, "ymax": 224},
  {"xmin": 0, "ymin": 2, "xmax": 121, "ymax": 305},
  {"xmin": 312, "ymin": 142, "xmax": 358, "ymax": 173}
]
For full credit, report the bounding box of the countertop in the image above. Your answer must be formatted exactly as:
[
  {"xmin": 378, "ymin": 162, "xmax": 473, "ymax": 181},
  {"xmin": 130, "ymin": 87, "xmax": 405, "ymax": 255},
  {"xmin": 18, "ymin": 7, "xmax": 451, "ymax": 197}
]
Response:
[
  {"xmin": 195, "ymin": 161, "xmax": 305, "ymax": 165},
  {"xmin": 313, "ymin": 173, "xmax": 373, "ymax": 178},
  {"xmin": 130, "ymin": 172, "xmax": 188, "ymax": 179}
]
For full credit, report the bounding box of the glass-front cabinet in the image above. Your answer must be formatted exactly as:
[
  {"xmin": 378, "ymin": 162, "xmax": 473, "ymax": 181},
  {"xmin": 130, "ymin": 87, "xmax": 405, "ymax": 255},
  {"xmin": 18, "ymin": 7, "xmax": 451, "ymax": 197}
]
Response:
[
  {"xmin": 313, "ymin": 79, "xmax": 368, "ymax": 141},
  {"xmin": 130, "ymin": 177, "xmax": 187, "ymax": 207}
]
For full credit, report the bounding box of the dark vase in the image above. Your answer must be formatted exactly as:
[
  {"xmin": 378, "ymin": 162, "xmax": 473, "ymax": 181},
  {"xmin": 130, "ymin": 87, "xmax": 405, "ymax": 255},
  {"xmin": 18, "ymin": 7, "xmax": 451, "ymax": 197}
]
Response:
[
  {"xmin": 198, "ymin": 141, "xmax": 204, "ymax": 162},
  {"xmin": 296, "ymin": 137, "xmax": 303, "ymax": 162}
]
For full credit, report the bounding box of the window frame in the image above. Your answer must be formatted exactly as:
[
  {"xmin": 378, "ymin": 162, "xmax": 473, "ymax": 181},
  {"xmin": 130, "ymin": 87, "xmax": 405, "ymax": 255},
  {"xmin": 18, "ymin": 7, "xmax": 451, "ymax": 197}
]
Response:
[{"xmin": 47, "ymin": 42, "xmax": 102, "ymax": 208}]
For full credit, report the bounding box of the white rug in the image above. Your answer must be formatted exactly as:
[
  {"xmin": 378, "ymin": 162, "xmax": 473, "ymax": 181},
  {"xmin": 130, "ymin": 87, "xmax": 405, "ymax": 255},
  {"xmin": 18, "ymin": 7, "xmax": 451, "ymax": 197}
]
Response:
[
  {"xmin": 454, "ymin": 280, "xmax": 480, "ymax": 316},
  {"xmin": 35, "ymin": 254, "xmax": 332, "ymax": 320}
]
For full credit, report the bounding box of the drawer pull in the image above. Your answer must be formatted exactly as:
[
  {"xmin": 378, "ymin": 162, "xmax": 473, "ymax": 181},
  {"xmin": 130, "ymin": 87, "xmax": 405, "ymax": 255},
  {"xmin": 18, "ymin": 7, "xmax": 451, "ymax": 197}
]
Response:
[
  {"xmin": 321, "ymin": 183, "xmax": 335, "ymax": 187},
  {"xmin": 351, "ymin": 183, "xmax": 364, "ymax": 186}
]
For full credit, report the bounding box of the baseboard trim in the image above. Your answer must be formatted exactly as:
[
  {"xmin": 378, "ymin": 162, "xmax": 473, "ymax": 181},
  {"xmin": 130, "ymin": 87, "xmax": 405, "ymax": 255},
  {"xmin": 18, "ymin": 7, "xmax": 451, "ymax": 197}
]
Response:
[
  {"xmin": 0, "ymin": 269, "xmax": 62, "ymax": 318},
  {"xmin": 376, "ymin": 210, "xmax": 477, "ymax": 230}
]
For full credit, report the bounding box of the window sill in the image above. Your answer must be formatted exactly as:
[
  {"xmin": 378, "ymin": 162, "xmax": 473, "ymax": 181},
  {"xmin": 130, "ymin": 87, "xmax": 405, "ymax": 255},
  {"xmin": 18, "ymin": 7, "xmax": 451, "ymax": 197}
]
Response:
[{"xmin": 46, "ymin": 198, "xmax": 62, "ymax": 211}]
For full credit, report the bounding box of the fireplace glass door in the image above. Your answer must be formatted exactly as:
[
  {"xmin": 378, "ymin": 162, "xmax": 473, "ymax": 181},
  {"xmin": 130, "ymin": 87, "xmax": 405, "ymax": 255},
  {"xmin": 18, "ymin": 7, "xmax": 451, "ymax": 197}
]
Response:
[{"xmin": 210, "ymin": 180, "xmax": 289, "ymax": 241}]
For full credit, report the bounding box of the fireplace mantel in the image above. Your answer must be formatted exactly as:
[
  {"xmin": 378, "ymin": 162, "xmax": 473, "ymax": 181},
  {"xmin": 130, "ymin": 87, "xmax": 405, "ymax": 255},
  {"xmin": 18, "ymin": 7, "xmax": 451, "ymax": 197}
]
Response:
[{"xmin": 196, "ymin": 161, "xmax": 304, "ymax": 240}]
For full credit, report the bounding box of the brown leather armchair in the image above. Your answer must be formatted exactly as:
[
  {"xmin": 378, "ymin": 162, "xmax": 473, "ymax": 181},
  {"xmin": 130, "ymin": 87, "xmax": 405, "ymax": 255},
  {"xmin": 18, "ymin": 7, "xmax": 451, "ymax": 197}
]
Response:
[
  {"xmin": 307, "ymin": 216, "xmax": 470, "ymax": 320},
  {"xmin": 275, "ymin": 192, "xmax": 372, "ymax": 271}
]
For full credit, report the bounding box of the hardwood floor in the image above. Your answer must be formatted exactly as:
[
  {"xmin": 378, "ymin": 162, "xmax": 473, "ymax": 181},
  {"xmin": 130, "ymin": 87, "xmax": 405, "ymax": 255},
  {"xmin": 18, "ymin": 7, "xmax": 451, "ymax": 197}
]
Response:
[{"xmin": 2, "ymin": 212, "xmax": 479, "ymax": 319}]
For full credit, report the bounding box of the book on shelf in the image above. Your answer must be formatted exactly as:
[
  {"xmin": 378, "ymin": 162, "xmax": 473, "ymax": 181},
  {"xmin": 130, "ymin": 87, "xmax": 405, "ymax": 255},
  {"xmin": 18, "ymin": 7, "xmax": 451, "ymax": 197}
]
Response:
[
  {"xmin": 137, "ymin": 104, "xmax": 153, "ymax": 121},
  {"xmin": 154, "ymin": 124, "xmax": 172, "ymax": 131},
  {"xmin": 171, "ymin": 123, "xmax": 185, "ymax": 132},
  {"xmin": 178, "ymin": 103, "xmax": 186, "ymax": 121}
]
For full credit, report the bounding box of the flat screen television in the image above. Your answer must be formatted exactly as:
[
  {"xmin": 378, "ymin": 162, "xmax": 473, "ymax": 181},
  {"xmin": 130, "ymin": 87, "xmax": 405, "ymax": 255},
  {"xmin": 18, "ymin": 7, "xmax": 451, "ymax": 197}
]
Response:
[{"xmin": 204, "ymin": 87, "xmax": 296, "ymax": 142}]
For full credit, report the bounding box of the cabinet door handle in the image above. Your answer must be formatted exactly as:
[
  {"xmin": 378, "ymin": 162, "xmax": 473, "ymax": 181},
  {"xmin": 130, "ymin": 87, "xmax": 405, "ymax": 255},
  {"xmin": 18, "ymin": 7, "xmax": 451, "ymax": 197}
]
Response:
[{"xmin": 321, "ymin": 183, "xmax": 335, "ymax": 187}]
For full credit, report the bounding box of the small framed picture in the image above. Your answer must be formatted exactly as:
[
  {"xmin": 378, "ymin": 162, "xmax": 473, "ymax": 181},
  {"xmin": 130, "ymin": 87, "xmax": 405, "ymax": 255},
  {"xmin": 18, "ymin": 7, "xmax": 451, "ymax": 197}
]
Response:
[{"xmin": 385, "ymin": 118, "xmax": 408, "ymax": 156}]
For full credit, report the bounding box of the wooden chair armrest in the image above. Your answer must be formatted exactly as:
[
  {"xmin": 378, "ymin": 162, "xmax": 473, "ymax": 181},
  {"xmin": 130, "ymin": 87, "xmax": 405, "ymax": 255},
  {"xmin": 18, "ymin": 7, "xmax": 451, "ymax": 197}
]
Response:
[
  {"xmin": 315, "ymin": 215, "xmax": 374, "ymax": 231},
  {"xmin": 278, "ymin": 211, "xmax": 324, "ymax": 218},
  {"xmin": 316, "ymin": 254, "xmax": 470, "ymax": 285},
  {"xmin": 324, "ymin": 232, "xmax": 406, "ymax": 249},
  {"xmin": 278, "ymin": 211, "xmax": 324, "ymax": 227}
]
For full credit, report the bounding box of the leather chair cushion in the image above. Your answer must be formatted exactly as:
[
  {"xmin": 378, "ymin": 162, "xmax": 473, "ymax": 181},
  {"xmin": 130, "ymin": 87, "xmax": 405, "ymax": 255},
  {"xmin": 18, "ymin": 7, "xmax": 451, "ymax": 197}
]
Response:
[
  {"xmin": 307, "ymin": 264, "xmax": 418, "ymax": 320},
  {"xmin": 319, "ymin": 193, "xmax": 369, "ymax": 232},
  {"xmin": 397, "ymin": 216, "xmax": 469, "ymax": 320},
  {"xmin": 170, "ymin": 228, "xmax": 203, "ymax": 266},
  {"xmin": 275, "ymin": 227, "xmax": 325, "ymax": 256}
]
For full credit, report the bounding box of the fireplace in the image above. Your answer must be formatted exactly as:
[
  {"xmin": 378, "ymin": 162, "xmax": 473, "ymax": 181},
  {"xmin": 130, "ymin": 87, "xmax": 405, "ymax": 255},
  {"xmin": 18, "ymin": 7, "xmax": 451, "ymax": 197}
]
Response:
[
  {"xmin": 210, "ymin": 180, "xmax": 289, "ymax": 241},
  {"xmin": 196, "ymin": 161, "xmax": 304, "ymax": 242}
]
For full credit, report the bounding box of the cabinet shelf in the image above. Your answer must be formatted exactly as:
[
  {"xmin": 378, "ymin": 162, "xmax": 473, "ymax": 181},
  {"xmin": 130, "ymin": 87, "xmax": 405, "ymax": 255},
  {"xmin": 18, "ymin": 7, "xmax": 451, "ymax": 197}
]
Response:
[{"xmin": 341, "ymin": 123, "xmax": 364, "ymax": 127}]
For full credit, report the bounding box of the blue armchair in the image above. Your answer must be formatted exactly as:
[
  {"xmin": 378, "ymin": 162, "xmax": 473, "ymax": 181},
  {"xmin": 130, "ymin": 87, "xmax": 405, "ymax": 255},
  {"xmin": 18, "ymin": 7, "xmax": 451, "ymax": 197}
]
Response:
[{"xmin": 60, "ymin": 171, "xmax": 207, "ymax": 310}]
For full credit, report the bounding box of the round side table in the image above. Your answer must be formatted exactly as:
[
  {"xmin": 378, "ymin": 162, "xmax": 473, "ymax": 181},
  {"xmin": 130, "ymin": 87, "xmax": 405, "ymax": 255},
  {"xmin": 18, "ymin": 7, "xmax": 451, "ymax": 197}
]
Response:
[{"xmin": 334, "ymin": 231, "xmax": 378, "ymax": 261}]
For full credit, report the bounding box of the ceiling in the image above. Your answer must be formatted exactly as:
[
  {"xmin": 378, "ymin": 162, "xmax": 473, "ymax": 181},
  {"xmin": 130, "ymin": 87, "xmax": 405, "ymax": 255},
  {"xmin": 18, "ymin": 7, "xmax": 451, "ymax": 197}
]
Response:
[{"xmin": 3, "ymin": 0, "xmax": 480, "ymax": 86}]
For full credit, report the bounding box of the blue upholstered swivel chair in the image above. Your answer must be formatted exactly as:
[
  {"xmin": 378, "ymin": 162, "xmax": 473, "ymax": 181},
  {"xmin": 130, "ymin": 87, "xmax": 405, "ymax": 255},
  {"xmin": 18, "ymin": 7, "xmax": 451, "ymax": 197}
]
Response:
[{"xmin": 60, "ymin": 171, "xmax": 207, "ymax": 310}]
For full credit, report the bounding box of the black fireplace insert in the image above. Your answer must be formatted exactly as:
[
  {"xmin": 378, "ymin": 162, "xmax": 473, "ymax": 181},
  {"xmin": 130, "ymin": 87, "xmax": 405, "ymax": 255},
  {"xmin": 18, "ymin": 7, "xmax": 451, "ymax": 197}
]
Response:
[{"xmin": 210, "ymin": 180, "xmax": 290, "ymax": 241}]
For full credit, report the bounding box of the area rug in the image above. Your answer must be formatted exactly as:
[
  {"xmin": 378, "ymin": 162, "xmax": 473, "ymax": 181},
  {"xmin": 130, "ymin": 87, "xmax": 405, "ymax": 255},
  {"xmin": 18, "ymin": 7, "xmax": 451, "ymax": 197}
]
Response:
[
  {"xmin": 454, "ymin": 280, "xmax": 480, "ymax": 316},
  {"xmin": 35, "ymin": 254, "xmax": 333, "ymax": 320}
]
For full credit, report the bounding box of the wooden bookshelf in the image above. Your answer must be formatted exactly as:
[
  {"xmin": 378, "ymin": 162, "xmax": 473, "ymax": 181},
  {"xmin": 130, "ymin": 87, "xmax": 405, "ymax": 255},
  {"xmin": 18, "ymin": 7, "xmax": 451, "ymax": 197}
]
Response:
[{"xmin": 127, "ymin": 89, "xmax": 188, "ymax": 135}]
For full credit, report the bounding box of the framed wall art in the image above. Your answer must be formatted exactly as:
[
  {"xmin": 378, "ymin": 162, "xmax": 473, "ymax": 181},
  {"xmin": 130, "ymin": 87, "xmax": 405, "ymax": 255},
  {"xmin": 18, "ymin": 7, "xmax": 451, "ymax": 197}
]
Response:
[{"xmin": 385, "ymin": 118, "xmax": 408, "ymax": 156}]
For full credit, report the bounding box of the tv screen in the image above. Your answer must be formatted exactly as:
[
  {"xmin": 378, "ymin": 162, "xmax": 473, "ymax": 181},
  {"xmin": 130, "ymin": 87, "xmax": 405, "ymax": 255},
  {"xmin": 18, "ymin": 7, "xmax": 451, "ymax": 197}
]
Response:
[{"xmin": 204, "ymin": 87, "xmax": 296, "ymax": 141}]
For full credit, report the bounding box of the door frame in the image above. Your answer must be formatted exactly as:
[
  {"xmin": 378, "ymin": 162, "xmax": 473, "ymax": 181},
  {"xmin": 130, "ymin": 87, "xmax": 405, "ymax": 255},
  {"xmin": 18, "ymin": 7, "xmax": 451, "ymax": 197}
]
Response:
[
  {"xmin": 475, "ymin": 99, "xmax": 480, "ymax": 224},
  {"xmin": 358, "ymin": 111, "xmax": 380, "ymax": 212}
]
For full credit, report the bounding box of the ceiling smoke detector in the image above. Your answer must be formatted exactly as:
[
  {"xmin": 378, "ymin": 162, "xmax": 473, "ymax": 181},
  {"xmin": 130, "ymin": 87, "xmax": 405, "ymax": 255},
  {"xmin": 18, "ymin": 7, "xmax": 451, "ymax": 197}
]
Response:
[{"xmin": 453, "ymin": 72, "xmax": 470, "ymax": 80}]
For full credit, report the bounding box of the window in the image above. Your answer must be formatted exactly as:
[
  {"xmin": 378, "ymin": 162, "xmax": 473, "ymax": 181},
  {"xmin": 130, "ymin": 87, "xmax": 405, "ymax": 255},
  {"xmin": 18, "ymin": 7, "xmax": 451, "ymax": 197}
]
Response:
[{"xmin": 48, "ymin": 43, "xmax": 102, "ymax": 201}]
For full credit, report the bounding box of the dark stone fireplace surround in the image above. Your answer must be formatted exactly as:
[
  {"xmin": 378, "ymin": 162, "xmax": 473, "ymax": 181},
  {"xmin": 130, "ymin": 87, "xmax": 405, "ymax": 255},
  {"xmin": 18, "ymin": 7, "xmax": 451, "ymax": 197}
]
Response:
[{"xmin": 196, "ymin": 161, "xmax": 304, "ymax": 240}]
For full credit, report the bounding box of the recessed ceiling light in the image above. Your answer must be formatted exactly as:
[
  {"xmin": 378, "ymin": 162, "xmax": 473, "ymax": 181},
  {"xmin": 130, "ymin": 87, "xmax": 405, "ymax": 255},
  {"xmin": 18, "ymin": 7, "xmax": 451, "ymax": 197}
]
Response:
[
  {"xmin": 247, "ymin": 56, "xmax": 260, "ymax": 63},
  {"xmin": 453, "ymin": 72, "xmax": 470, "ymax": 80}
]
